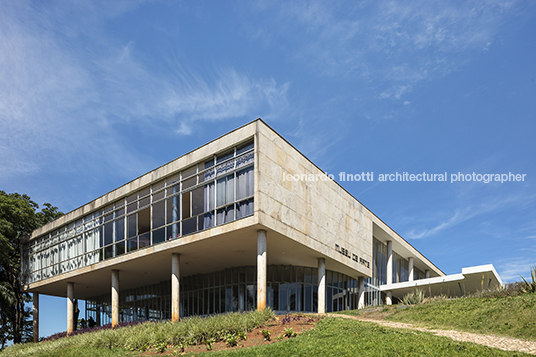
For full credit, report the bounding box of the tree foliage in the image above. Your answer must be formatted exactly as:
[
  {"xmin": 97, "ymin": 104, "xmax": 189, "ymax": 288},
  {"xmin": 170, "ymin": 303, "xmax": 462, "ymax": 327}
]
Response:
[{"xmin": 0, "ymin": 191, "xmax": 63, "ymax": 348}]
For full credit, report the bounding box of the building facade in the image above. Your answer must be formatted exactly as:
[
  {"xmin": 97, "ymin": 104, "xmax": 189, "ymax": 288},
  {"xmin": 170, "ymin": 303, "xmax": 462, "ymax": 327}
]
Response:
[{"xmin": 22, "ymin": 120, "xmax": 500, "ymax": 339}]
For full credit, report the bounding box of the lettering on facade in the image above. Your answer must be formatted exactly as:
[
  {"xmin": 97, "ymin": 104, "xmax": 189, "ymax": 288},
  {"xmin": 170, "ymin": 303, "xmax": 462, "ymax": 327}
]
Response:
[{"xmin": 335, "ymin": 244, "xmax": 370, "ymax": 268}]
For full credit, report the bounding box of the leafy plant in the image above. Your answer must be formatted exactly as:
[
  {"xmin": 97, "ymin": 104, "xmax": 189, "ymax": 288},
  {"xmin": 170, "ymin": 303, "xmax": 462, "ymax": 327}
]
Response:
[
  {"xmin": 238, "ymin": 331, "xmax": 247, "ymax": 341},
  {"xmin": 402, "ymin": 288, "xmax": 425, "ymax": 305},
  {"xmin": 204, "ymin": 337, "xmax": 215, "ymax": 351},
  {"xmin": 225, "ymin": 333, "xmax": 238, "ymax": 347},
  {"xmin": 175, "ymin": 341, "xmax": 185, "ymax": 353},
  {"xmin": 284, "ymin": 327, "xmax": 297, "ymax": 338},
  {"xmin": 261, "ymin": 329, "xmax": 271, "ymax": 341},
  {"xmin": 519, "ymin": 265, "xmax": 536, "ymax": 294},
  {"xmin": 153, "ymin": 341, "xmax": 167, "ymax": 353}
]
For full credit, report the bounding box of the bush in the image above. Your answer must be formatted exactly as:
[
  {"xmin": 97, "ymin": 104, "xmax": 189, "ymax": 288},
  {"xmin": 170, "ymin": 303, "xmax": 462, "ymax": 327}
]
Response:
[
  {"xmin": 520, "ymin": 265, "xmax": 536, "ymax": 294},
  {"xmin": 1, "ymin": 309, "xmax": 275, "ymax": 356},
  {"xmin": 402, "ymin": 289, "xmax": 424, "ymax": 305},
  {"xmin": 261, "ymin": 329, "xmax": 271, "ymax": 341}
]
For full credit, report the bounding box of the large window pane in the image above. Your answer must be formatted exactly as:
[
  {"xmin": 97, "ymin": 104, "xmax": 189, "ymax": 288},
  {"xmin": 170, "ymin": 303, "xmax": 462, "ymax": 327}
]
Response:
[
  {"xmin": 104, "ymin": 223, "xmax": 113, "ymax": 246},
  {"xmin": 127, "ymin": 202, "xmax": 137, "ymax": 214},
  {"xmin": 127, "ymin": 214, "xmax": 137, "ymax": 238},
  {"xmin": 138, "ymin": 208, "xmax": 150, "ymax": 235},
  {"xmin": 182, "ymin": 166, "xmax": 197, "ymax": 179},
  {"xmin": 204, "ymin": 182, "xmax": 215, "ymax": 212},
  {"xmin": 182, "ymin": 192, "xmax": 191, "ymax": 220},
  {"xmin": 216, "ymin": 205, "xmax": 234, "ymax": 225},
  {"xmin": 152, "ymin": 190, "xmax": 165, "ymax": 201},
  {"xmin": 139, "ymin": 233, "xmax": 150, "ymax": 249},
  {"xmin": 116, "ymin": 241, "xmax": 125, "ymax": 256},
  {"xmin": 191, "ymin": 187, "xmax": 204, "ymax": 216},
  {"xmin": 236, "ymin": 198, "xmax": 253, "ymax": 219},
  {"xmin": 217, "ymin": 150, "xmax": 233, "ymax": 164},
  {"xmin": 152, "ymin": 227, "xmax": 165, "ymax": 245},
  {"xmin": 139, "ymin": 196, "xmax": 150, "ymax": 208},
  {"xmin": 236, "ymin": 166, "xmax": 253, "ymax": 200},
  {"xmin": 127, "ymin": 237, "xmax": 138, "ymax": 252},
  {"xmin": 152, "ymin": 201, "xmax": 165, "ymax": 229},
  {"xmin": 104, "ymin": 245, "xmax": 114, "ymax": 259},
  {"xmin": 182, "ymin": 176, "xmax": 196, "ymax": 190},
  {"xmin": 203, "ymin": 212, "xmax": 214, "ymax": 230},
  {"xmin": 216, "ymin": 174, "xmax": 234, "ymax": 207},
  {"xmin": 182, "ymin": 217, "xmax": 197, "ymax": 236},
  {"xmin": 166, "ymin": 196, "xmax": 180, "ymax": 224},
  {"xmin": 167, "ymin": 223, "xmax": 180, "ymax": 240},
  {"xmin": 115, "ymin": 218, "xmax": 125, "ymax": 242},
  {"xmin": 236, "ymin": 140, "xmax": 254, "ymax": 155}
]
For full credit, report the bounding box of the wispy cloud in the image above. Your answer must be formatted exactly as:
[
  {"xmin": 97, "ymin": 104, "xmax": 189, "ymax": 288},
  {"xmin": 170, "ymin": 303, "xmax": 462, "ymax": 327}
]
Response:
[
  {"xmin": 252, "ymin": 0, "xmax": 528, "ymax": 100},
  {"xmin": 0, "ymin": 1, "xmax": 289, "ymax": 181},
  {"xmin": 406, "ymin": 193, "xmax": 536, "ymax": 239},
  {"xmin": 496, "ymin": 258, "xmax": 536, "ymax": 282},
  {"xmin": 161, "ymin": 69, "xmax": 290, "ymax": 135}
]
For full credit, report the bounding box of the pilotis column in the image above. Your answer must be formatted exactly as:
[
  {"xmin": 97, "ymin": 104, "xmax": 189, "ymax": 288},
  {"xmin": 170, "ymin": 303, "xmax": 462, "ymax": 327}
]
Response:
[
  {"xmin": 318, "ymin": 258, "xmax": 326, "ymax": 313},
  {"xmin": 257, "ymin": 230, "xmax": 267, "ymax": 310},
  {"xmin": 171, "ymin": 253, "xmax": 180, "ymax": 322}
]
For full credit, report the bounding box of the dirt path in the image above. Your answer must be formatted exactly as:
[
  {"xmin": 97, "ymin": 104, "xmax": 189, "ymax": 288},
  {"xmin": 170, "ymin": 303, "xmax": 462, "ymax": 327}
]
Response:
[{"xmin": 326, "ymin": 313, "xmax": 536, "ymax": 355}]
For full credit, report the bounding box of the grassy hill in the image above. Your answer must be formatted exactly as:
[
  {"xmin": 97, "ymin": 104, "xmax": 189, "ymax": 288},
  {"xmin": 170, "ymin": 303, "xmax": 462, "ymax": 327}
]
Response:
[
  {"xmin": 2, "ymin": 293, "xmax": 535, "ymax": 356},
  {"xmin": 386, "ymin": 293, "xmax": 536, "ymax": 340}
]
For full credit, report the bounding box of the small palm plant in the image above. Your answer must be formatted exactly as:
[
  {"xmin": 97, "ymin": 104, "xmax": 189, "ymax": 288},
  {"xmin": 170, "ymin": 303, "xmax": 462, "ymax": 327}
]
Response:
[
  {"xmin": 402, "ymin": 288, "xmax": 425, "ymax": 305},
  {"xmin": 519, "ymin": 265, "xmax": 536, "ymax": 294}
]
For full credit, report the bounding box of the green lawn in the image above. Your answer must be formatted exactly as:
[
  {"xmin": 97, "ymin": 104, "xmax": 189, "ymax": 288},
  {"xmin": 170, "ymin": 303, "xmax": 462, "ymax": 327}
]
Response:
[
  {"xmin": 203, "ymin": 318, "xmax": 529, "ymax": 357},
  {"xmin": 385, "ymin": 294, "xmax": 536, "ymax": 340},
  {"xmin": 2, "ymin": 317, "xmax": 531, "ymax": 357},
  {"xmin": 3, "ymin": 294, "xmax": 536, "ymax": 357}
]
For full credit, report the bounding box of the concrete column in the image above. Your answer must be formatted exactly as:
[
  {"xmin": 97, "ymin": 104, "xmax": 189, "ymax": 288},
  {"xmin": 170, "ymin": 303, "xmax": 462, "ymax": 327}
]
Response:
[
  {"xmin": 111, "ymin": 270, "xmax": 119, "ymax": 328},
  {"xmin": 425, "ymin": 269, "xmax": 430, "ymax": 279},
  {"xmin": 357, "ymin": 277, "xmax": 365, "ymax": 309},
  {"xmin": 33, "ymin": 293, "xmax": 39, "ymax": 343},
  {"xmin": 317, "ymin": 258, "xmax": 326, "ymax": 314},
  {"xmin": 386, "ymin": 241, "xmax": 393, "ymax": 284},
  {"xmin": 257, "ymin": 230, "xmax": 267, "ymax": 310},
  {"xmin": 67, "ymin": 283, "xmax": 74, "ymax": 335},
  {"xmin": 171, "ymin": 253, "xmax": 180, "ymax": 322},
  {"xmin": 408, "ymin": 257, "xmax": 414, "ymax": 282},
  {"xmin": 96, "ymin": 306, "xmax": 101, "ymax": 326},
  {"xmin": 386, "ymin": 291, "xmax": 392, "ymax": 306}
]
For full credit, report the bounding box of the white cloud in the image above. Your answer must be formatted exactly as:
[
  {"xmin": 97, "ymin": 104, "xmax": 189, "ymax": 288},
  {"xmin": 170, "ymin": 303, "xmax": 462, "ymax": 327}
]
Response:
[
  {"xmin": 252, "ymin": 0, "xmax": 528, "ymax": 100},
  {"xmin": 161, "ymin": 69, "xmax": 290, "ymax": 135},
  {"xmin": 0, "ymin": 1, "xmax": 290, "ymax": 180},
  {"xmin": 496, "ymin": 259, "xmax": 536, "ymax": 282},
  {"xmin": 406, "ymin": 193, "xmax": 536, "ymax": 239}
]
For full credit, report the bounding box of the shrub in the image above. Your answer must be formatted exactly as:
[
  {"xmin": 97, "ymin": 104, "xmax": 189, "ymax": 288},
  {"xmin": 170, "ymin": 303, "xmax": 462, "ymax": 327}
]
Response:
[
  {"xmin": 2, "ymin": 309, "xmax": 275, "ymax": 357},
  {"xmin": 204, "ymin": 337, "xmax": 215, "ymax": 350},
  {"xmin": 225, "ymin": 333, "xmax": 238, "ymax": 347},
  {"xmin": 261, "ymin": 329, "xmax": 271, "ymax": 341},
  {"xmin": 284, "ymin": 327, "xmax": 297, "ymax": 338},
  {"xmin": 520, "ymin": 266, "xmax": 536, "ymax": 294},
  {"xmin": 402, "ymin": 288, "xmax": 425, "ymax": 305}
]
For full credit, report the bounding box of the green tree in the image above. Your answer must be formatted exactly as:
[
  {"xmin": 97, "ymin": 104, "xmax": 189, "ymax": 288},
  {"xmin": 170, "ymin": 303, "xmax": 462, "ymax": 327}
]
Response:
[{"xmin": 0, "ymin": 191, "xmax": 62, "ymax": 348}]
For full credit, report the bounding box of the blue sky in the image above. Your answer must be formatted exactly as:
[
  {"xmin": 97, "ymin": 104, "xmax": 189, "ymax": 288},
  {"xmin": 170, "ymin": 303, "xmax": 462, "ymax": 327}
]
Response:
[{"xmin": 1, "ymin": 0, "xmax": 535, "ymax": 339}]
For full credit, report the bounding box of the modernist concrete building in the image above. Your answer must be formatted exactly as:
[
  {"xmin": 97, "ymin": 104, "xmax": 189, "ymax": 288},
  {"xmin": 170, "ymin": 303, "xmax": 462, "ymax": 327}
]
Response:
[{"xmin": 22, "ymin": 119, "xmax": 502, "ymax": 340}]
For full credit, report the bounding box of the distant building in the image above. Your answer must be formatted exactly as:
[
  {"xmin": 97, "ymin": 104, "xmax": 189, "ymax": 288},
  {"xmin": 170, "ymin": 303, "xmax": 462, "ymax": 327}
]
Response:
[{"xmin": 22, "ymin": 119, "xmax": 502, "ymax": 339}]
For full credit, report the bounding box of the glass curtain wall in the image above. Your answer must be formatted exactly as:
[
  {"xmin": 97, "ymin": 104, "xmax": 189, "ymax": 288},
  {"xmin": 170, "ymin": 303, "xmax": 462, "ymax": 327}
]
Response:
[
  {"xmin": 86, "ymin": 265, "xmax": 362, "ymax": 324},
  {"xmin": 393, "ymin": 252, "xmax": 409, "ymax": 283},
  {"xmin": 365, "ymin": 237, "xmax": 425, "ymax": 306},
  {"xmin": 364, "ymin": 238, "xmax": 387, "ymax": 306},
  {"xmin": 22, "ymin": 139, "xmax": 255, "ymax": 285}
]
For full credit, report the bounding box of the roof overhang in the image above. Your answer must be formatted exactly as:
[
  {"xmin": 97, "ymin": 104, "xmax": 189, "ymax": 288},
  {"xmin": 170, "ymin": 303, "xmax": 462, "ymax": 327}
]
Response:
[{"xmin": 380, "ymin": 264, "xmax": 503, "ymax": 299}]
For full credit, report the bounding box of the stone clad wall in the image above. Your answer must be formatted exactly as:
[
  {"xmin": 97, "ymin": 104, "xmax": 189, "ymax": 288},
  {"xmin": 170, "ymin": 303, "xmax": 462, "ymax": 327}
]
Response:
[{"xmin": 255, "ymin": 121, "xmax": 372, "ymax": 278}]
